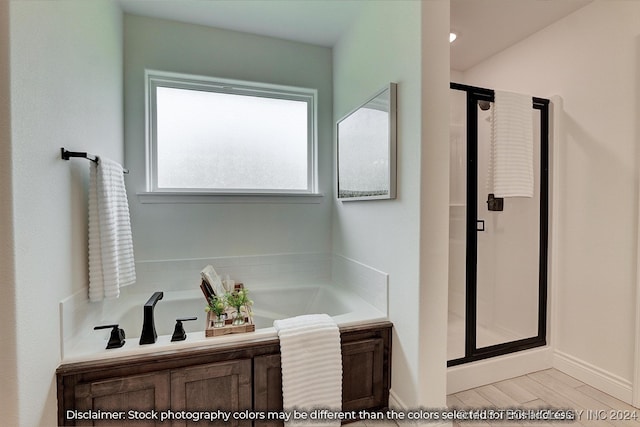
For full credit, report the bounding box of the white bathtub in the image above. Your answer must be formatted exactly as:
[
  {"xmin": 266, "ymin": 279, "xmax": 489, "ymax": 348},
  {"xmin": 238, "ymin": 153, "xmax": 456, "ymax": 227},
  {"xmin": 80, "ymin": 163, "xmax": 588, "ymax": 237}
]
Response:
[{"xmin": 63, "ymin": 284, "xmax": 386, "ymax": 363}]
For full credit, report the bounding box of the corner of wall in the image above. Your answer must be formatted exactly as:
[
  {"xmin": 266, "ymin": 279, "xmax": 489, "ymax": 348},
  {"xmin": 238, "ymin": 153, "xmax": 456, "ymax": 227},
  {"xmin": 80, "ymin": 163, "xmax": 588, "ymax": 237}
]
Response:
[
  {"xmin": 547, "ymin": 95, "xmax": 563, "ymax": 351},
  {"xmin": 0, "ymin": 1, "xmax": 18, "ymax": 425},
  {"xmin": 331, "ymin": 254, "xmax": 388, "ymax": 315},
  {"xmin": 417, "ymin": 0, "xmax": 451, "ymax": 408}
]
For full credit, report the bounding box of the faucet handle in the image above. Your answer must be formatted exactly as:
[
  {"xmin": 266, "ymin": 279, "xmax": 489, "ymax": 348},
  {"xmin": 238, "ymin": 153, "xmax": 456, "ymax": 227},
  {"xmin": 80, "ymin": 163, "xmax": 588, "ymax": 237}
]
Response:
[
  {"xmin": 171, "ymin": 317, "xmax": 198, "ymax": 342},
  {"xmin": 94, "ymin": 324, "xmax": 126, "ymax": 349}
]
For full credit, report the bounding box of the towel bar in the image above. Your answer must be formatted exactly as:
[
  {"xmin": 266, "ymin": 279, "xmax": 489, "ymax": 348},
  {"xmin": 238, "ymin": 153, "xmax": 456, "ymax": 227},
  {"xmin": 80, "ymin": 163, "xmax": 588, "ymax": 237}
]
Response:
[{"xmin": 61, "ymin": 147, "xmax": 129, "ymax": 174}]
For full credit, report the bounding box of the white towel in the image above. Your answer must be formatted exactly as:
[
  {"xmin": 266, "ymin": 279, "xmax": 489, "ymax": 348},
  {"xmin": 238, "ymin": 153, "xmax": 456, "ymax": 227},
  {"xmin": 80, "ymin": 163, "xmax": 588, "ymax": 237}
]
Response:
[
  {"xmin": 88, "ymin": 157, "xmax": 136, "ymax": 302},
  {"xmin": 489, "ymin": 90, "xmax": 534, "ymax": 198},
  {"xmin": 274, "ymin": 314, "xmax": 342, "ymax": 427}
]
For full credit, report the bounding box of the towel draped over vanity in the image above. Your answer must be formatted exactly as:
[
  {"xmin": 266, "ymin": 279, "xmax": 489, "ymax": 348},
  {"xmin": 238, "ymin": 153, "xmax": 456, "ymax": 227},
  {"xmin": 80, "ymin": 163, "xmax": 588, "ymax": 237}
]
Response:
[
  {"xmin": 88, "ymin": 157, "xmax": 136, "ymax": 301},
  {"xmin": 274, "ymin": 314, "xmax": 342, "ymax": 427}
]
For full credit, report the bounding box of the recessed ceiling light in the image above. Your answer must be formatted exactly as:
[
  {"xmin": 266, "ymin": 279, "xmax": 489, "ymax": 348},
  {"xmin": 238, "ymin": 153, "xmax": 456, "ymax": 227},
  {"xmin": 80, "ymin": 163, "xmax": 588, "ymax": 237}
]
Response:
[{"xmin": 450, "ymin": 32, "xmax": 457, "ymax": 43}]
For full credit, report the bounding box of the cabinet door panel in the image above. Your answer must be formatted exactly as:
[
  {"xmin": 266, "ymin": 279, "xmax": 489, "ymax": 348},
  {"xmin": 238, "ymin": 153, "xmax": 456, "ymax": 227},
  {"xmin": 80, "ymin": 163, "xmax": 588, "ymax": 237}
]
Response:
[
  {"xmin": 254, "ymin": 354, "xmax": 283, "ymax": 427},
  {"xmin": 75, "ymin": 372, "xmax": 170, "ymax": 426},
  {"xmin": 342, "ymin": 338, "xmax": 384, "ymax": 411},
  {"xmin": 170, "ymin": 359, "xmax": 251, "ymax": 427}
]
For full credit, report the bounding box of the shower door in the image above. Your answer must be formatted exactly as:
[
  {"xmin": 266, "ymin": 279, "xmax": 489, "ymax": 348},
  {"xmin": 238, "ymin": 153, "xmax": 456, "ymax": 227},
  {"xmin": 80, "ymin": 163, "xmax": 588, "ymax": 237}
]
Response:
[{"xmin": 447, "ymin": 83, "xmax": 549, "ymax": 366}]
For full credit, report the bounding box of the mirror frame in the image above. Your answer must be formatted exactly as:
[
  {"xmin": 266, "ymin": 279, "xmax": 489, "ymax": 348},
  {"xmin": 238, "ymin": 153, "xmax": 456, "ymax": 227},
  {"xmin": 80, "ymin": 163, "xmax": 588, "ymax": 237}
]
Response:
[{"xmin": 336, "ymin": 82, "xmax": 397, "ymax": 201}]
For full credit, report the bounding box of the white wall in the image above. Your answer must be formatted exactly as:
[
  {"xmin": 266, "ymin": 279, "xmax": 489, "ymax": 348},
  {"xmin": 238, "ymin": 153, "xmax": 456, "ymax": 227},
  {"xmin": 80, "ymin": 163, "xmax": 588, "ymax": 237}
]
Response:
[
  {"xmin": 462, "ymin": 1, "xmax": 640, "ymax": 393},
  {"xmin": 418, "ymin": 0, "xmax": 451, "ymax": 407},
  {"xmin": 332, "ymin": 0, "xmax": 450, "ymax": 408},
  {"xmin": 124, "ymin": 14, "xmax": 333, "ymax": 262},
  {"xmin": 9, "ymin": 1, "xmax": 123, "ymax": 424},
  {"xmin": 332, "ymin": 1, "xmax": 421, "ymax": 407}
]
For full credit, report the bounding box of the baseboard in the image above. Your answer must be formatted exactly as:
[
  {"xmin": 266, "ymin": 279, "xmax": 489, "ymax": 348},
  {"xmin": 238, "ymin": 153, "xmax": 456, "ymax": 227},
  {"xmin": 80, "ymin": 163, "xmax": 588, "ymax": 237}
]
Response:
[
  {"xmin": 388, "ymin": 388, "xmax": 406, "ymax": 410},
  {"xmin": 388, "ymin": 390, "xmax": 451, "ymax": 426},
  {"xmin": 447, "ymin": 346, "xmax": 553, "ymax": 394},
  {"xmin": 553, "ymin": 350, "xmax": 633, "ymax": 405}
]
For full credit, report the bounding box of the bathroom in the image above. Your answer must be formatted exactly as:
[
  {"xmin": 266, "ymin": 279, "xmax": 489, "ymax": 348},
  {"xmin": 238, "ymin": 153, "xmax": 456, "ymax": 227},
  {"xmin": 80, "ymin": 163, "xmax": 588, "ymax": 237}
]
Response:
[{"xmin": 2, "ymin": 0, "xmax": 640, "ymax": 426}]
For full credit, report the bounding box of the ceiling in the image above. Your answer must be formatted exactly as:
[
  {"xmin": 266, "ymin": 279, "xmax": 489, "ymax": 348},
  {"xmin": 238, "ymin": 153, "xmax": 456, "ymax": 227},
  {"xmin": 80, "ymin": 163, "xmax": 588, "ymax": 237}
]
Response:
[
  {"xmin": 450, "ymin": 0, "xmax": 592, "ymax": 71},
  {"xmin": 118, "ymin": 0, "xmax": 365, "ymax": 47},
  {"xmin": 118, "ymin": 0, "xmax": 592, "ymax": 71}
]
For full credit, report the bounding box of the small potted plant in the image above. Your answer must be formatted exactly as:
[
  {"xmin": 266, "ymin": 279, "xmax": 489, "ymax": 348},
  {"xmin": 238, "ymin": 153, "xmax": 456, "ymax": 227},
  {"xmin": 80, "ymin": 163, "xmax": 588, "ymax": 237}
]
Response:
[
  {"xmin": 205, "ymin": 294, "xmax": 227, "ymax": 328},
  {"xmin": 226, "ymin": 288, "xmax": 253, "ymax": 326}
]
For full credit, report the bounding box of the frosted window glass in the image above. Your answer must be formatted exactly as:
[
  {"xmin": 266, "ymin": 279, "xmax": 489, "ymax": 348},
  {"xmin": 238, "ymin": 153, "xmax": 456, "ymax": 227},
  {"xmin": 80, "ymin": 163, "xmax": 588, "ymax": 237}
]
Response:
[
  {"xmin": 153, "ymin": 84, "xmax": 311, "ymax": 192},
  {"xmin": 145, "ymin": 70, "xmax": 317, "ymax": 194}
]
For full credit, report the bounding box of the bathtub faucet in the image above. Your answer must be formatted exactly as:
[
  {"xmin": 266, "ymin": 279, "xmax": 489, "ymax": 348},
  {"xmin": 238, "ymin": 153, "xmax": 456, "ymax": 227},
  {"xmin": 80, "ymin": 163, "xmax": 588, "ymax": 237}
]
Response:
[{"xmin": 139, "ymin": 291, "xmax": 164, "ymax": 345}]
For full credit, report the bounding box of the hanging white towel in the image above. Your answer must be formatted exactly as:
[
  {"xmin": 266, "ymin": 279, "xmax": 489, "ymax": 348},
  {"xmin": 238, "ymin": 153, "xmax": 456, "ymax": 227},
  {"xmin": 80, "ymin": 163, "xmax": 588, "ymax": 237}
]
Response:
[
  {"xmin": 489, "ymin": 90, "xmax": 534, "ymax": 198},
  {"xmin": 88, "ymin": 157, "xmax": 136, "ymax": 302},
  {"xmin": 274, "ymin": 314, "xmax": 342, "ymax": 427}
]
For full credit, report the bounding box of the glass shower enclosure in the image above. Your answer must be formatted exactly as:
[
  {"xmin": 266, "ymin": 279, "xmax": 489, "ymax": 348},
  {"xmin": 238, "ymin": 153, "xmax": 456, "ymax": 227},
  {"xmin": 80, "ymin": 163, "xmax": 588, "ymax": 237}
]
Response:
[{"xmin": 448, "ymin": 83, "xmax": 549, "ymax": 366}]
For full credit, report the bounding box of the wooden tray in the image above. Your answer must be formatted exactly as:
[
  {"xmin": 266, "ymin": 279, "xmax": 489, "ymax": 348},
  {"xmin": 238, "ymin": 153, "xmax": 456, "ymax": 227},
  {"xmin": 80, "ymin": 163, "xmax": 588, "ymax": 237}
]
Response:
[{"xmin": 205, "ymin": 311, "xmax": 255, "ymax": 337}]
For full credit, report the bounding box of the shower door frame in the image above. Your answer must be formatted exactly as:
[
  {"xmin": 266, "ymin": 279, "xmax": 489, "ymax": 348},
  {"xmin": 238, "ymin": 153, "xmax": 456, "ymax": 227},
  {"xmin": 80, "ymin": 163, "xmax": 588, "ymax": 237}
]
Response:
[{"xmin": 448, "ymin": 82, "xmax": 550, "ymax": 367}]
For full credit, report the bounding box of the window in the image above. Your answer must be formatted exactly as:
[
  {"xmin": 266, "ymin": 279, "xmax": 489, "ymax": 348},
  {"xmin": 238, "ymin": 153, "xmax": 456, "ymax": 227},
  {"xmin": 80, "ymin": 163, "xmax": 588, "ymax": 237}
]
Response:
[{"xmin": 145, "ymin": 70, "xmax": 318, "ymax": 196}]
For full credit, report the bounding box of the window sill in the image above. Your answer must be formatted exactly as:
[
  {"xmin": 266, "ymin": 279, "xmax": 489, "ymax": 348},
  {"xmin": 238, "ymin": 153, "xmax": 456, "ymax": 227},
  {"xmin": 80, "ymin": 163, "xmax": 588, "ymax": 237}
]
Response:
[{"xmin": 136, "ymin": 191, "xmax": 324, "ymax": 204}]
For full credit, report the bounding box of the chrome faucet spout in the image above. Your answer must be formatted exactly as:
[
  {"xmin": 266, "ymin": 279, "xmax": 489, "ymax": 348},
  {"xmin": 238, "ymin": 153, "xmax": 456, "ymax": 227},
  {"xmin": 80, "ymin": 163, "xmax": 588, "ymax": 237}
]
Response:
[{"xmin": 140, "ymin": 291, "xmax": 163, "ymax": 345}]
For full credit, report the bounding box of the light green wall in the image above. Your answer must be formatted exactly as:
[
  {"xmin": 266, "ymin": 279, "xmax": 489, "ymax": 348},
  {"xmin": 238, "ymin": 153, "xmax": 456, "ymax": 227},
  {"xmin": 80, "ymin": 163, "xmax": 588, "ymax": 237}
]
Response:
[
  {"xmin": 3, "ymin": 3, "xmax": 453, "ymax": 423},
  {"xmin": 0, "ymin": 0, "xmax": 17, "ymax": 425},
  {"xmin": 124, "ymin": 14, "xmax": 333, "ymax": 261},
  {"xmin": 9, "ymin": 1, "xmax": 123, "ymax": 424},
  {"xmin": 332, "ymin": 0, "xmax": 450, "ymax": 408}
]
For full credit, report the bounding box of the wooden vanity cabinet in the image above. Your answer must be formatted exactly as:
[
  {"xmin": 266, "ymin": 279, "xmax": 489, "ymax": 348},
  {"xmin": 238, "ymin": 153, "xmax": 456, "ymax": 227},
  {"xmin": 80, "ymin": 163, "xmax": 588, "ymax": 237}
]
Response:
[
  {"xmin": 253, "ymin": 354, "xmax": 283, "ymax": 427},
  {"xmin": 57, "ymin": 321, "xmax": 391, "ymax": 426},
  {"xmin": 342, "ymin": 337, "xmax": 385, "ymax": 411},
  {"xmin": 74, "ymin": 372, "xmax": 170, "ymax": 427},
  {"xmin": 252, "ymin": 323, "xmax": 391, "ymax": 427},
  {"xmin": 170, "ymin": 360, "xmax": 252, "ymax": 427}
]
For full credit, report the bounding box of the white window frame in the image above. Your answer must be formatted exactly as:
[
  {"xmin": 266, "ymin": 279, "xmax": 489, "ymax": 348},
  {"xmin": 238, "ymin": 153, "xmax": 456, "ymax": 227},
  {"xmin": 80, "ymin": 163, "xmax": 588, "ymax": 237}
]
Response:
[{"xmin": 143, "ymin": 70, "xmax": 319, "ymax": 201}]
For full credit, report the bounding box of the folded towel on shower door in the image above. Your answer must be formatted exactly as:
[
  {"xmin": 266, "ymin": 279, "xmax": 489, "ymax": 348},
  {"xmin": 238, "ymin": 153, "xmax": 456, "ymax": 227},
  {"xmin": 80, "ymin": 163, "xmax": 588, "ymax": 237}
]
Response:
[
  {"xmin": 88, "ymin": 157, "xmax": 136, "ymax": 302},
  {"xmin": 274, "ymin": 314, "xmax": 342, "ymax": 427},
  {"xmin": 488, "ymin": 90, "xmax": 534, "ymax": 198}
]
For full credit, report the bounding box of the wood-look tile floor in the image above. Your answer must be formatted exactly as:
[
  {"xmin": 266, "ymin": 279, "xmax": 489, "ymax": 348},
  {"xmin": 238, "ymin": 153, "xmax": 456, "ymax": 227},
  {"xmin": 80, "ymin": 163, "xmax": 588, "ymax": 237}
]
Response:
[
  {"xmin": 351, "ymin": 368, "xmax": 639, "ymax": 426},
  {"xmin": 447, "ymin": 368, "xmax": 640, "ymax": 426}
]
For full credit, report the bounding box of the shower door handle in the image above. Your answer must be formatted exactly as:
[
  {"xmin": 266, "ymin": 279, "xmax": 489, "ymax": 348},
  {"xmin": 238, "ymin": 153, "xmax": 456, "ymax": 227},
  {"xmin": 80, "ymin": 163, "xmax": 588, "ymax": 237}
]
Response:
[{"xmin": 477, "ymin": 219, "xmax": 485, "ymax": 232}]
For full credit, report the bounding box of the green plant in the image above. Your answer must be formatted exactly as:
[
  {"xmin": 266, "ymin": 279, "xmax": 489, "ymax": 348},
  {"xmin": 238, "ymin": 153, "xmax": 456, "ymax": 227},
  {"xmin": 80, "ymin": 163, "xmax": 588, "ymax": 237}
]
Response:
[
  {"xmin": 226, "ymin": 288, "xmax": 253, "ymax": 318},
  {"xmin": 205, "ymin": 294, "xmax": 227, "ymax": 317}
]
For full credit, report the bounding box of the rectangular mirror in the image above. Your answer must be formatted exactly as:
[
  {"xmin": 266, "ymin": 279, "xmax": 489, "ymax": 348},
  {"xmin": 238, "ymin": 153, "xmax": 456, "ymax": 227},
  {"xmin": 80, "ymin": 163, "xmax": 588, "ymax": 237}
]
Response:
[{"xmin": 337, "ymin": 82, "xmax": 397, "ymax": 201}]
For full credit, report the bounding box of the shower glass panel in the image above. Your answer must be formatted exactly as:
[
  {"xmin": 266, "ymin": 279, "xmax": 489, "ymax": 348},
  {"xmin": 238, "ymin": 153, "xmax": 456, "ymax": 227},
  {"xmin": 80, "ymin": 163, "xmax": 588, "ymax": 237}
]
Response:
[
  {"xmin": 475, "ymin": 103, "xmax": 541, "ymax": 349},
  {"xmin": 448, "ymin": 82, "xmax": 548, "ymax": 367}
]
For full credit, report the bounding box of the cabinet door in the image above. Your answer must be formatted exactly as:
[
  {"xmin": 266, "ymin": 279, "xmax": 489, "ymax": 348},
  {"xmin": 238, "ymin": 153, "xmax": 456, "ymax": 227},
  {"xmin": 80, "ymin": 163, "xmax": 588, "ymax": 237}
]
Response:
[
  {"xmin": 341, "ymin": 338, "xmax": 384, "ymax": 411},
  {"xmin": 254, "ymin": 354, "xmax": 283, "ymax": 427},
  {"xmin": 74, "ymin": 372, "xmax": 170, "ymax": 426},
  {"xmin": 170, "ymin": 359, "xmax": 252, "ymax": 427}
]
